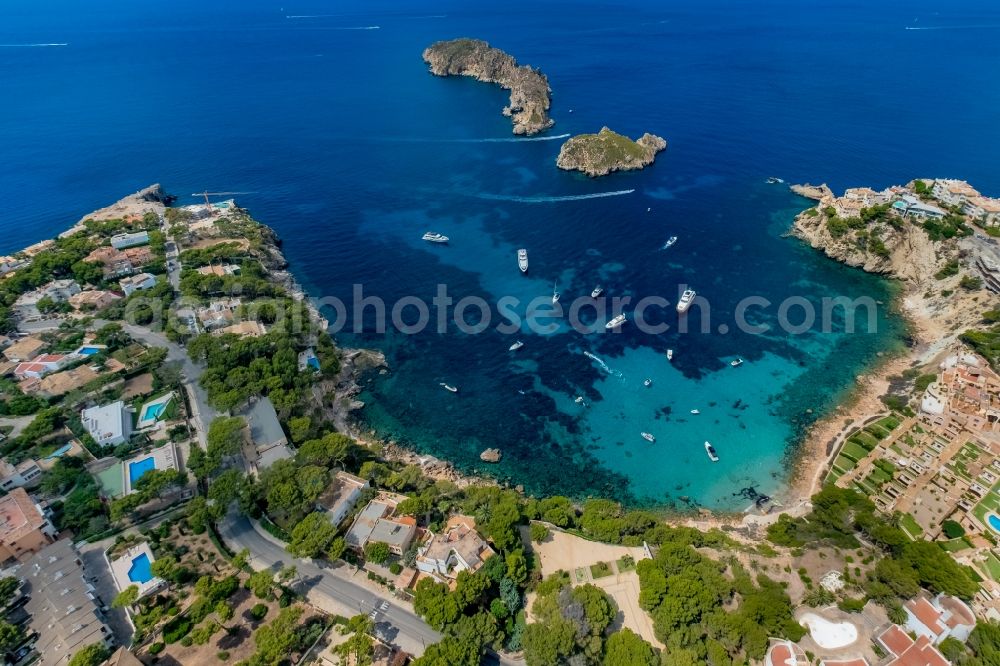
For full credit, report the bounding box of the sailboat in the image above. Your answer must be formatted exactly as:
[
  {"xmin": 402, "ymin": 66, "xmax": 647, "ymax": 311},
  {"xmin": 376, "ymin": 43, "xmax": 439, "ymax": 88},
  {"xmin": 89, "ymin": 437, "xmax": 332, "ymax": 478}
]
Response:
[{"xmin": 552, "ymin": 281, "xmax": 560, "ymax": 304}]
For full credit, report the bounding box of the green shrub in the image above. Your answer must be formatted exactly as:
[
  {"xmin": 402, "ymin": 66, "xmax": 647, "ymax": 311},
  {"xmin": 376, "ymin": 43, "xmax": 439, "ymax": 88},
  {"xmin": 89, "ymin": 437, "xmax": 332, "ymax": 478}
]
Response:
[
  {"xmin": 148, "ymin": 643, "xmax": 164, "ymax": 655},
  {"xmin": 388, "ymin": 562, "xmax": 402, "ymax": 575},
  {"xmin": 942, "ymin": 520, "xmax": 965, "ymax": 539},
  {"xmin": 217, "ymin": 652, "xmax": 230, "ymax": 661},
  {"xmin": 250, "ymin": 603, "xmax": 268, "ymax": 621},
  {"xmin": 162, "ymin": 617, "xmax": 192, "ymax": 643}
]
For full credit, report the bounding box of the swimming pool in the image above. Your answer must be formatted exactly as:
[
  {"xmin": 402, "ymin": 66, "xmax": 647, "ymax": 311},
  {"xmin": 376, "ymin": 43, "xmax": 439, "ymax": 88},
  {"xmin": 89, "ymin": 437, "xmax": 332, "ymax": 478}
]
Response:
[
  {"xmin": 988, "ymin": 513, "xmax": 1000, "ymax": 533},
  {"xmin": 140, "ymin": 402, "xmax": 166, "ymax": 421},
  {"xmin": 43, "ymin": 443, "xmax": 73, "ymax": 460},
  {"xmin": 77, "ymin": 346, "xmax": 101, "ymax": 355},
  {"xmin": 127, "ymin": 553, "xmax": 153, "ymax": 584},
  {"xmin": 127, "ymin": 457, "xmax": 156, "ymax": 485}
]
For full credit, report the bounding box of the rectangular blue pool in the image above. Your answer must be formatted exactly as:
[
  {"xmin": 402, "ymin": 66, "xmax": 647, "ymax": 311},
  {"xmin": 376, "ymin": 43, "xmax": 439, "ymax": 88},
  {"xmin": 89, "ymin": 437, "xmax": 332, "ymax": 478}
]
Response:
[
  {"xmin": 127, "ymin": 553, "xmax": 153, "ymax": 584},
  {"xmin": 128, "ymin": 457, "xmax": 156, "ymax": 485}
]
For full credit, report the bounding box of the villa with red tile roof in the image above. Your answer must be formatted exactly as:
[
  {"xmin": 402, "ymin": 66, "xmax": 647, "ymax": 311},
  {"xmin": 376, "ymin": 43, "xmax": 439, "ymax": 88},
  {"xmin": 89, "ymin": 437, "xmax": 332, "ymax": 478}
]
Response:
[
  {"xmin": 765, "ymin": 640, "xmax": 806, "ymax": 666},
  {"xmin": 876, "ymin": 625, "xmax": 950, "ymax": 666},
  {"xmin": 14, "ymin": 354, "xmax": 68, "ymax": 379},
  {"xmin": 904, "ymin": 594, "xmax": 976, "ymax": 644}
]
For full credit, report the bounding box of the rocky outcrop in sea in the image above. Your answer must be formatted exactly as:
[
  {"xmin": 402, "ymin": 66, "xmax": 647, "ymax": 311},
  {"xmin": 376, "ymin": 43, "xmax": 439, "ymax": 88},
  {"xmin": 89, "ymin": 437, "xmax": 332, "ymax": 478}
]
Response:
[
  {"xmin": 556, "ymin": 127, "xmax": 666, "ymax": 177},
  {"xmin": 422, "ymin": 38, "xmax": 553, "ymax": 135}
]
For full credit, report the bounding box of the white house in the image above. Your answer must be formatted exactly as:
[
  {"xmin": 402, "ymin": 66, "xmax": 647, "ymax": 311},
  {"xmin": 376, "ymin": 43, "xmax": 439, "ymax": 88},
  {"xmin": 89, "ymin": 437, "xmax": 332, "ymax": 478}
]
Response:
[
  {"xmin": 0, "ymin": 458, "xmax": 42, "ymax": 492},
  {"xmin": 14, "ymin": 354, "xmax": 69, "ymax": 379},
  {"xmin": 893, "ymin": 195, "xmax": 947, "ymax": 219},
  {"xmin": 119, "ymin": 272, "xmax": 157, "ymax": 297},
  {"xmin": 81, "ymin": 400, "xmax": 133, "ymax": 447},
  {"xmin": 321, "ymin": 471, "xmax": 369, "ymax": 526},
  {"xmin": 932, "ymin": 179, "xmax": 980, "ymax": 207},
  {"xmin": 904, "ymin": 594, "xmax": 976, "ymax": 644},
  {"xmin": 12, "ymin": 279, "xmax": 81, "ymax": 319},
  {"xmin": 415, "ymin": 515, "xmax": 496, "ymax": 581},
  {"xmin": 110, "ymin": 231, "xmax": 150, "ymax": 250}
]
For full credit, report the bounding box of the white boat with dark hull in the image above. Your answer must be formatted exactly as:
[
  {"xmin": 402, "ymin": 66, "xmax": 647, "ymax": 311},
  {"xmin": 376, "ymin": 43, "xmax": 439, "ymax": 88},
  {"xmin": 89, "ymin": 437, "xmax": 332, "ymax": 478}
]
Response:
[
  {"xmin": 517, "ymin": 249, "xmax": 529, "ymax": 273},
  {"xmin": 676, "ymin": 289, "xmax": 696, "ymax": 313},
  {"xmin": 662, "ymin": 236, "xmax": 677, "ymax": 250},
  {"xmin": 439, "ymin": 383, "xmax": 458, "ymax": 393},
  {"xmin": 591, "ymin": 285, "xmax": 604, "ymax": 298},
  {"xmin": 422, "ymin": 232, "xmax": 449, "ymax": 243},
  {"xmin": 641, "ymin": 432, "xmax": 656, "ymax": 443},
  {"xmin": 704, "ymin": 441, "xmax": 719, "ymax": 462},
  {"xmin": 509, "ymin": 340, "xmax": 524, "ymax": 352},
  {"xmin": 605, "ymin": 314, "xmax": 627, "ymax": 329}
]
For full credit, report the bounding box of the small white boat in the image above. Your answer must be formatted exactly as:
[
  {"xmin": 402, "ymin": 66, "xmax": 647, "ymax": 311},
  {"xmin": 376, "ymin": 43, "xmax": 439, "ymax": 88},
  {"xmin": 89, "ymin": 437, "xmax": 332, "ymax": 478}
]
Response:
[
  {"xmin": 591, "ymin": 285, "xmax": 604, "ymax": 298},
  {"xmin": 605, "ymin": 314, "xmax": 627, "ymax": 329},
  {"xmin": 552, "ymin": 281, "xmax": 560, "ymax": 304},
  {"xmin": 517, "ymin": 249, "xmax": 529, "ymax": 273},
  {"xmin": 439, "ymin": 383, "xmax": 458, "ymax": 393},
  {"xmin": 730, "ymin": 358, "xmax": 744, "ymax": 367},
  {"xmin": 422, "ymin": 232, "xmax": 449, "ymax": 243},
  {"xmin": 704, "ymin": 441, "xmax": 719, "ymax": 462},
  {"xmin": 643, "ymin": 379, "xmax": 652, "ymax": 387},
  {"xmin": 662, "ymin": 236, "xmax": 677, "ymax": 250},
  {"xmin": 666, "ymin": 348, "xmax": 674, "ymax": 361},
  {"xmin": 509, "ymin": 340, "xmax": 524, "ymax": 351},
  {"xmin": 641, "ymin": 432, "xmax": 656, "ymax": 443},
  {"xmin": 574, "ymin": 396, "xmax": 585, "ymax": 404},
  {"xmin": 647, "ymin": 207, "xmax": 651, "ymax": 212},
  {"xmin": 766, "ymin": 176, "xmax": 785, "ymax": 184},
  {"xmin": 690, "ymin": 409, "xmax": 700, "ymax": 415},
  {"xmin": 676, "ymin": 289, "xmax": 696, "ymax": 313}
]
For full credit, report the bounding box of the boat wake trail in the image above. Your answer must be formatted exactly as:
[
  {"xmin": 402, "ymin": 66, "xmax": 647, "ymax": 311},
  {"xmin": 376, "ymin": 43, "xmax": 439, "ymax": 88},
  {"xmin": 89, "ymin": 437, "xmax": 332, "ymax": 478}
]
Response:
[
  {"xmin": 0, "ymin": 43, "xmax": 68, "ymax": 47},
  {"xmin": 472, "ymin": 189, "xmax": 635, "ymax": 203},
  {"xmin": 905, "ymin": 24, "xmax": 1000, "ymax": 30},
  {"xmin": 583, "ymin": 351, "xmax": 623, "ymax": 377},
  {"xmin": 466, "ymin": 133, "xmax": 570, "ymax": 143}
]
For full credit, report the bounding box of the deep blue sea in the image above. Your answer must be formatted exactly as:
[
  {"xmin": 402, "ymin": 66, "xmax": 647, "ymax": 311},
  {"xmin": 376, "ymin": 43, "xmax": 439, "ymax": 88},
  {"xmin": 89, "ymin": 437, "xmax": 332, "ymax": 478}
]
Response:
[{"xmin": 3, "ymin": 0, "xmax": 999, "ymax": 510}]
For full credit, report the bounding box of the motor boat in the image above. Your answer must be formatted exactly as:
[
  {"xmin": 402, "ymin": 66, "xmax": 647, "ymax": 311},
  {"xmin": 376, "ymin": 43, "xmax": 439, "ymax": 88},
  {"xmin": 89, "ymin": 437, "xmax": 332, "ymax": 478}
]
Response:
[
  {"xmin": 517, "ymin": 249, "xmax": 529, "ymax": 273},
  {"xmin": 676, "ymin": 289, "xmax": 696, "ymax": 313},
  {"xmin": 643, "ymin": 379, "xmax": 652, "ymax": 387},
  {"xmin": 591, "ymin": 285, "xmax": 604, "ymax": 298},
  {"xmin": 422, "ymin": 232, "xmax": 449, "ymax": 243},
  {"xmin": 439, "ymin": 383, "xmax": 458, "ymax": 393},
  {"xmin": 730, "ymin": 358, "xmax": 744, "ymax": 367},
  {"xmin": 509, "ymin": 340, "xmax": 524, "ymax": 351},
  {"xmin": 666, "ymin": 349, "xmax": 674, "ymax": 361},
  {"xmin": 641, "ymin": 432, "xmax": 656, "ymax": 443},
  {"xmin": 605, "ymin": 314, "xmax": 627, "ymax": 329},
  {"xmin": 690, "ymin": 409, "xmax": 700, "ymax": 415},
  {"xmin": 704, "ymin": 441, "xmax": 719, "ymax": 462},
  {"xmin": 552, "ymin": 281, "xmax": 560, "ymax": 304},
  {"xmin": 662, "ymin": 236, "xmax": 677, "ymax": 249}
]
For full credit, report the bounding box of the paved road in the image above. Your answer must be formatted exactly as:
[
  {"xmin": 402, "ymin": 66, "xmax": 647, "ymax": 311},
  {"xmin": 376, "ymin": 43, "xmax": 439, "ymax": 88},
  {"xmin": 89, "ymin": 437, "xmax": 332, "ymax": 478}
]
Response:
[
  {"xmin": 117, "ymin": 323, "xmax": 217, "ymax": 445},
  {"xmin": 218, "ymin": 514, "xmax": 440, "ymax": 656}
]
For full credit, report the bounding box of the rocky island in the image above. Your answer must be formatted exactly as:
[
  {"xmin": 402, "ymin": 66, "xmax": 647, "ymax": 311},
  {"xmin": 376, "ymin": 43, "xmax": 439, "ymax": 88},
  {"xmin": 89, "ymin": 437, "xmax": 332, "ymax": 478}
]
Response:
[
  {"xmin": 556, "ymin": 127, "xmax": 667, "ymax": 177},
  {"xmin": 422, "ymin": 38, "xmax": 553, "ymax": 135}
]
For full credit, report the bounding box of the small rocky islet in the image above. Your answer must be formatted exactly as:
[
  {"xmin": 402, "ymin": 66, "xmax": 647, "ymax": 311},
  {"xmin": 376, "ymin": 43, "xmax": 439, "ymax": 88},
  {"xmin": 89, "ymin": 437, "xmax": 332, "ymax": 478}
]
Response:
[
  {"xmin": 422, "ymin": 38, "xmax": 553, "ymax": 136},
  {"xmin": 556, "ymin": 126, "xmax": 667, "ymax": 177}
]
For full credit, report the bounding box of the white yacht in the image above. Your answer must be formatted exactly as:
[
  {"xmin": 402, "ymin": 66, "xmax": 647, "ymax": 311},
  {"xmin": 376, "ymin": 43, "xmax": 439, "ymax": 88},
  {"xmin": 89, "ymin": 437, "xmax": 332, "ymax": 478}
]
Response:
[
  {"xmin": 509, "ymin": 340, "xmax": 524, "ymax": 352},
  {"xmin": 591, "ymin": 285, "xmax": 604, "ymax": 298},
  {"xmin": 730, "ymin": 358, "xmax": 744, "ymax": 367},
  {"xmin": 704, "ymin": 441, "xmax": 719, "ymax": 462},
  {"xmin": 422, "ymin": 232, "xmax": 449, "ymax": 243},
  {"xmin": 690, "ymin": 409, "xmax": 700, "ymax": 415},
  {"xmin": 676, "ymin": 289, "xmax": 696, "ymax": 313},
  {"xmin": 439, "ymin": 382, "xmax": 458, "ymax": 393},
  {"xmin": 641, "ymin": 432, "xmax": 656, "ymax": 443},
  {"xmin": 517, "ymin": 249, "xmax": 529, "ymax": 273},
  {"xmin": 662, "ymin": 236, "xmax": 677, "ymax": 249},
  {"xmin": 605, "ymin": 314, "xmax": 627, "ymax": 329},
  {"xmin": 766, "ymin": 176, "xmax": 785, "ymax": 184},
  {"xmin": 552, "ymin": 281, "xmax": 560, "ymax": 304},
  {"xmin": 666, "ymin": 348, "xmax": 674, "ymax": 361}
]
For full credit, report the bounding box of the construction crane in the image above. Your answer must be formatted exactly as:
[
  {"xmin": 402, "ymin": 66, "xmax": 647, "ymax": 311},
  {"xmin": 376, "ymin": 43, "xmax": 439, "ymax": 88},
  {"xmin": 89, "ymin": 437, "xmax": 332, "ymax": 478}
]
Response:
[{"xmin": 192, "ymin": 191, "xmax": 256, "ymax": 206}]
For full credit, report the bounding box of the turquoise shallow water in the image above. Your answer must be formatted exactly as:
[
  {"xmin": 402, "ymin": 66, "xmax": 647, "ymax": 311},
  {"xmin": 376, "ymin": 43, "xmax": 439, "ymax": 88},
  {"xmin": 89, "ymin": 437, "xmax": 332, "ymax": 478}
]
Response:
[{"xmin": 2, "ymin": 0, "xmax": 997, "ymax": 509}]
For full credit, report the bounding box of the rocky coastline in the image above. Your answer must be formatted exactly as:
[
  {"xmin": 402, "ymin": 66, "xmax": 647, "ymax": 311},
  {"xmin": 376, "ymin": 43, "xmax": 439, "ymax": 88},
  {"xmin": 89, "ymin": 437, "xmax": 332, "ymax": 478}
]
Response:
[
  {"xmin": 422, "ymin": 38, "xmax": 553, "ymax": 136},
  {"xmin": 556, "ymin": 127, "xmax": 666, "ymax": 177}
]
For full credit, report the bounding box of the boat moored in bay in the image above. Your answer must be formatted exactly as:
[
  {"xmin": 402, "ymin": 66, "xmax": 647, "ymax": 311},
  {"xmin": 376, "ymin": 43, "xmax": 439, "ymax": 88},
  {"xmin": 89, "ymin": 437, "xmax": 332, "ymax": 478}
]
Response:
[
  {"xmin": 676, "ymin": 289, "xmax": 696, "ymax": 313},
  {"xmin": 439, "ymin": 382, "xmax": 458, "ymax": 393},
  {"xmin": 422, "ymin": 232, "xmax": 449, "ymax": 243},
  {"xmin": 641, "ymin": 432, "xmax": 656, "ymax": 443},
  {"xmin": 591, "ymin": 285, "xmax": 604, "ymax": 298},
  {"xmin": 517, "ymin": 249, "xmax": 529, "ymax": 273},
  {"xmin": 605, "ymin": 313, "xmax": 627, "ymax": 329},
  {"xmin": 704, "ymin": 441, "xmax": 719, "ymax": 462},
  {"xmin": 509, "ymin": 340, "xmax": 524, "ymax": 351}
]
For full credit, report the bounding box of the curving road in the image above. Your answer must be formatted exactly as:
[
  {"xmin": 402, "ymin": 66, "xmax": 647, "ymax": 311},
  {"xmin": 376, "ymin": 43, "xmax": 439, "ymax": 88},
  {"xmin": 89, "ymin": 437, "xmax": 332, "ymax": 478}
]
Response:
[{"xmin": 218, "ymin": 513, "xmax": 440, "ymax": 656}]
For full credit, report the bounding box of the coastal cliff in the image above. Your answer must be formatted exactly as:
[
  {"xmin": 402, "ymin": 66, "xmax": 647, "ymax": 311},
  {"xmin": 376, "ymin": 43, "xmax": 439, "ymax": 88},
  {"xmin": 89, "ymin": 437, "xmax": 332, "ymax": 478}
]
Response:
[
  {"xmin": 556, "ymin": 127, "xmax": 666, "ymax": 177},
  {"xmin": 422, "ymin": 38, "xmax": 553, "ymax": 135}
]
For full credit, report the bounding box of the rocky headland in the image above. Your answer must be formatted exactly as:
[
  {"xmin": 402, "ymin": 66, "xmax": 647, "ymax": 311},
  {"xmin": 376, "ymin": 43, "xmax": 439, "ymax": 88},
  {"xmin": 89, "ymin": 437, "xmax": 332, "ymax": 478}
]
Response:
[
  {"xmin": 422, "ymin": 38, "xmax": 553, "ymax": 135},
  {"xmin": 556, "ymin": 127, "xmax": 666, "ymax": 177}
]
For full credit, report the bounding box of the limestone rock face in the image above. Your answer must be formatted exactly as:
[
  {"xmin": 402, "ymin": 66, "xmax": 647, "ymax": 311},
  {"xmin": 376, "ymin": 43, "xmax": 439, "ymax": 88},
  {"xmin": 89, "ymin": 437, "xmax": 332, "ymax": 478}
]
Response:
[
  {"xmin": 422, "ymin": 38, "xmax": 553, "ymax": 135},
  {"xmin": 556, "ymin": 127, "xmax": 667, "ymax": 177}
]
